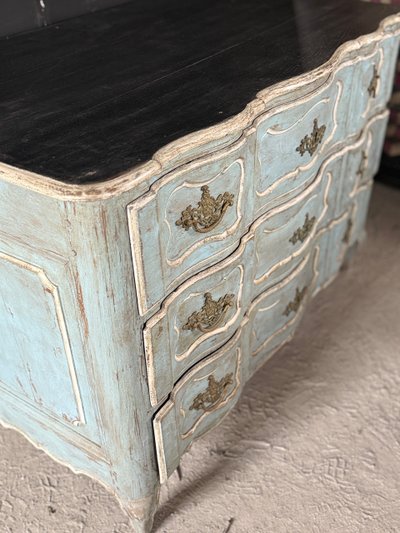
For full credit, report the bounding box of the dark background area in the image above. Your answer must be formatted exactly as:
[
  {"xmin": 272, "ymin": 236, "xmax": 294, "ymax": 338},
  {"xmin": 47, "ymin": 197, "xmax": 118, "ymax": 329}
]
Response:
[{"xmin": 0, "ymin": 0, "xmax": 130, "ymax": 37}]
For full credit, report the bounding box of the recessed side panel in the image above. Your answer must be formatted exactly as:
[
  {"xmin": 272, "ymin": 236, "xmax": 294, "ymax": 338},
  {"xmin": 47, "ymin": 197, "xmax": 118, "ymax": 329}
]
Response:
[{"xmin": 0, "ymin": 251, "xmax": 84, "ymax": 426}]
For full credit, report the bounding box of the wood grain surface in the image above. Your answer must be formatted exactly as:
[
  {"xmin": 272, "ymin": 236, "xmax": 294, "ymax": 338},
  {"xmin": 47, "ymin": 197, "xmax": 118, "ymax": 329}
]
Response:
[{"xmin": 0, "ymin": 0, "xmax": 399, "ymax": 183}]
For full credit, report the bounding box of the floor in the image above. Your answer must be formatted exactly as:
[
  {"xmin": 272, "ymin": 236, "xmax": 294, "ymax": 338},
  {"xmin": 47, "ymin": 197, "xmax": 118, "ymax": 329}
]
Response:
[{"xmin": 1, "ymin": 182, "xmax": 400, "ymax": 533}]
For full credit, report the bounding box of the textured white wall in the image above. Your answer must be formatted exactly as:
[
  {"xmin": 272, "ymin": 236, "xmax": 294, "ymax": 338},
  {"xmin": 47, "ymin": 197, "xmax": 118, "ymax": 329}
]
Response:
[{"xmin": 1, "ymin": 182, "xmax": 400, "ymax": 532}]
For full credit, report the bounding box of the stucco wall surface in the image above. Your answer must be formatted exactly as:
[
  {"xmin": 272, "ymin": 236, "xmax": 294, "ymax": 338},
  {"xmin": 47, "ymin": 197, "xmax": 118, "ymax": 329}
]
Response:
[{"xmin": 1, "ymin": 182, "xmax": 400, "ymax": 533}]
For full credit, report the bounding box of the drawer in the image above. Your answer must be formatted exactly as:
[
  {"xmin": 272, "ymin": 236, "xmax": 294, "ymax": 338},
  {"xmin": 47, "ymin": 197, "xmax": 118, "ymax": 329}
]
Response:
[
  {"xmin": 152, "ymin": 185, "xmax": 371, "ymax": 482},
  {"xmin": 254, "ymin": 62, "xmax": 354, "ymax": 215},
  {"xmin": 311, "ymin": 182, "xmax": 372, "ymax": 295},
  {"xmin": 153, "ymin": 330, "xmax": 243, "ymax": 483},
  {"xmin": 347, "ymin": 184, "xmax": 373, "ymax": 250},
  {"xmin": 321, "ymin": 211, "xmax": 354, "ymax": 288},
  {"xmin": 145, "ymin": 154, "xmax": 341, "ymax": 406},
  {"xmin": 253, "ymin": 35, "xmax": 399, "ymax": 218},
  {"xmin": 251, "ymin": 157, "xmax": 338, "ymax": 296},
  {"xmin": 349, "ymin": 35, "xmax": 399, "ymax": 138},
  {"xmin": 337, "ymin": 111, "xmax": 388, "ymax": 216},
  {"xmin": 247, "ymin": 245, "xmax": 319, "ymax": 377},
  {"xmin": 144, "ymin": 240, "xmax": 254, "ymax": 406},
  {"xmin": 128, "ymin": 135, "xmax": 255, "ymax": 315}
]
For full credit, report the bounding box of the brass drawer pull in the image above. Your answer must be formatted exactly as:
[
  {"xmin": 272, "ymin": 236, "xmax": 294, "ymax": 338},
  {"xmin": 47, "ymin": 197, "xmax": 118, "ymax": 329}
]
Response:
[
  {"xmin": 368, "ymin": 66, "xmax": 380, "ymax": 98},
  {"xmin": 357, "ymin": 151, "xmax": 368, "ymax": 179},
  {"xmin": 183, "ymin": 292, "xmax": 235, "ymax": 333},
  {"xmin": 190, "ymin": 373, "xmax": 233, "ymax": 412},
  {"xmin": 176, "ymin": 185, "xmax": 234, "ymax": 233},
  {"xmin": 296, "ymin": 119, "xmax": 326, "ymax": 157},
  {"xmin": 283, "ymin": 286, "xmax": 307, "ymax": 317},
  {"xmin": 289, "ymin": 213, "xmax": 316, "ymax": 245},
  {"xmin": 342, "ymin": 219, "xmax": 353, "ymax": 244}
]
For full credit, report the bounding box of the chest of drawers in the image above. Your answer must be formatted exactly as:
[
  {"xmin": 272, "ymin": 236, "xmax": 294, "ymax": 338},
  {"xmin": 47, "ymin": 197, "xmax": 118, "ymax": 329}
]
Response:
[{"xmin": 1, "ymin": 2, "xmax": 400, "ymax": 531}]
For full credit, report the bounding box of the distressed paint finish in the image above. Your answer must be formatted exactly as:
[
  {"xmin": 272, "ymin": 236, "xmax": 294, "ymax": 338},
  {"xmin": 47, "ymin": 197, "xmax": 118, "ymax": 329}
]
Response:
[
  {"xmin": 0, "ymin": 16, "xmax": 399, "ymax": 533},
  {"xmin": 350, "ymin": 35, "xmax": 400, "ymax": 133},
  {"xmin": 143, "ymin": 110, "xmax": 389, "ymax": 412},
  {"xmin": 0, "ymin": 174, "xmax": 162, "ymax": 531},
  {"xmin": 153, "ymin": 170, "xmax": 379, "ymax": 481},
  {"xmin": 144, "ymin": 240, "xmax": 255, "ymax": 406},
  {"xmin": 154, "ymin": 330, "xmax": 244, "ymax": 483},
  {"xmin": 0, "ymin": 252, "xmax": 84, "ymax": 425},
  {"xmin": 127, "ymin": 134, "xmax": 256, "ymax": 316},
  {"xmin": 127, "ymin": 34, "xmax": 398, "ymax": 319}
]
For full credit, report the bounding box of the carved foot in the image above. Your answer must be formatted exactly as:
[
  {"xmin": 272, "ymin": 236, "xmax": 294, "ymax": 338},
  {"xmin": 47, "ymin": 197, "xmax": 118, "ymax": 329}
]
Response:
[{"xmin": 120, "ymin": 488, "xmax": 160, "ymax": 533}]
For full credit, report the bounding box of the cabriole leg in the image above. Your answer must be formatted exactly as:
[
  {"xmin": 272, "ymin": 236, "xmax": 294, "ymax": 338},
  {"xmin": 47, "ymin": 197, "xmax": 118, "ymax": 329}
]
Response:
[{"xmin": 120, "ymin": 487, "xmax": 160, "ymax": 533}]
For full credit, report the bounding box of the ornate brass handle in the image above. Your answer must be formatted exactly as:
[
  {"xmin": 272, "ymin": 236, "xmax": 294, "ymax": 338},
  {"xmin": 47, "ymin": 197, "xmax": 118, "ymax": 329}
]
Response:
[
  {"xmin": 189, "ymin": 373, "xmax": 233, "ymax": 412},
  {"xmin": 296, "ymin": 119, "xmax": 326, "ymax": 157},
  {"xmin": 176, "ymin": 185, "xmax": 235, "ymax": 233},
  {"xmin": 368, "ymin": 66, "xmax": 380, "ymax": 98},
  {"xmin": 342, "ymin": 219, "xmax": 353, "ymax": 245},
  {"xmin": 283, "ymin": 286, "xmax": 307, "ymax": 317},
  {"xmin": 289, "ymin": 213, "xmax": 316, "ymax": 245},
  {"xmin": 357, "ymin": 151, "xmax": 368, "ymax": 179},
  {"xmin": 183, "ymin": 292, "xmax": 235, "ymax": 333}
]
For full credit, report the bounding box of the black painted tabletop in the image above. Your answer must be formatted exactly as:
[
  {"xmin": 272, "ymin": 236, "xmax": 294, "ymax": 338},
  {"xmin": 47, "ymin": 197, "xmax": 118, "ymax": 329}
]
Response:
[{"xmin": 0, "ymin": 0, "xmax": 399, "ymax": 184}]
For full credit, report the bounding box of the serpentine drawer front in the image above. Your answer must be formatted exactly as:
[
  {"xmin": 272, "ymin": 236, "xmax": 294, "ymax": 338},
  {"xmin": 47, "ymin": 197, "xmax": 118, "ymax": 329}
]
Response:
[
  {"xmin": 1, "ymin": 4, "xmax": 400, "ymax": 532},
  {"xmin": 254, "ymin": 35, "xmax": 398, "ymax": 214},
  {"xmin": 144, "ymin": 166, "xmax": 332, "ymax": 405},
  {"xmin": 153, "ymin": 330, "xmax": 243, "ymax": 483},
  {"xmin": 128, "ymin": 136, "xmax": 255, "ymax": 316},
  {"xmin": 143, "ymin": 112, "xmax": 389, "ymax": 409},
  {"xmin": 128, "ymin": 37, "xmax": 397, "ymax": 319}
]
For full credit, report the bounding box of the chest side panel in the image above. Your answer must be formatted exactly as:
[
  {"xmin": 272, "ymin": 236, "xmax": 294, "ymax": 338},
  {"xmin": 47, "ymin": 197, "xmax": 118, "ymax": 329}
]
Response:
[{"xmin": 0, "ymin": 252, "xmax": 83, "ymax": 424}]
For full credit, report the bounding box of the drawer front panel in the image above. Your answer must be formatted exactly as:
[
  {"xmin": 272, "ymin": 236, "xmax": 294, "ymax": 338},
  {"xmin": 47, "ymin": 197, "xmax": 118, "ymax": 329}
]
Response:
[
  {"xmin": 247, "ymin": 246, "xmax": 319, "ymax": 376},
  {"xmin": 338, "ymin": 111, "xmax": 388, "ymax": 216},
  {"xmin": 323, "ymin": 212, "xmax": 354, "ymax": 287},
  {"xmin": 253, "ymin": 36, "xmax": 398, "ymax": 217},
  {"xmin": 145, "ymin": 241, "xmax": 254, "ymax": 405},
  {"xmin": 252, "ymin": 157, "xmax": 338, "ymax": 295},
  {"xmin": 154, "ymin": 331, "xmax": 243, "ymax": 483},
  {"xmin": 146, "ymin": 145, "xmax": 347, "ymax": 406},
  {"xmin": 348, "ymin": 184, "xmax": 373, "ymax": 250},
  {"xmin": 349, "ymin": 36, "xmax": 399, "ymax": 138},
  {"xmin": 128, "ymin": 136, "xmax": 255, "ymax": 315},
  {"xmin": 254, "ymin": 63, "xmax": 353, "ymax": 215},
  {"xmin": 154, "ymin": 184, "xmax": 375, "ymax": 481}
]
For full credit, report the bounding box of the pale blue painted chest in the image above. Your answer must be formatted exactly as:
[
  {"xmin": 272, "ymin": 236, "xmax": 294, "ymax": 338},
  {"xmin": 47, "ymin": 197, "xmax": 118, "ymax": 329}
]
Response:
[{"xmin": 1, "ymin": 9, "xmax": 400, "ymax": 533}]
